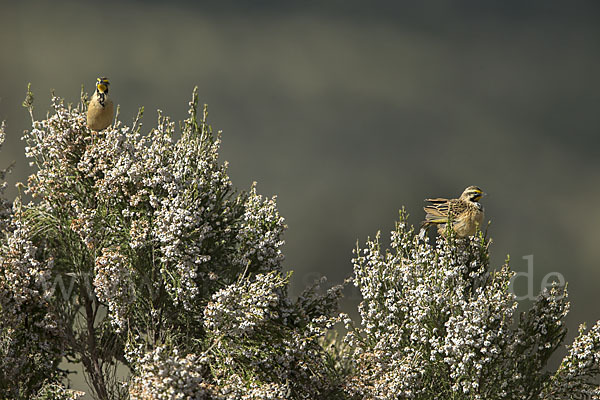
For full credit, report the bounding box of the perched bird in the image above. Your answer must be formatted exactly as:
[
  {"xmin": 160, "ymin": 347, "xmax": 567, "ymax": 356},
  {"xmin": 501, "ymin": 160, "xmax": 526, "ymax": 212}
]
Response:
[
  {"xmin": 87, "ymin": 77, "xmax": 114, "ymax": 131},
  {"xmin": 422, "ymin": 186, "xmax": 486, "ymax": 237}
]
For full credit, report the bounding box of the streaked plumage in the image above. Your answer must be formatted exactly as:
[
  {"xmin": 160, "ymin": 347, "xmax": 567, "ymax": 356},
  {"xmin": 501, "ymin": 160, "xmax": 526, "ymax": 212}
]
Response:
[
  {"xmin": 422, "ymin": 186, "xmax": 486, "ymax": 237},
  {"xmin": 87, "ymin": 77, "xmax": 114, "ymax": 131}
]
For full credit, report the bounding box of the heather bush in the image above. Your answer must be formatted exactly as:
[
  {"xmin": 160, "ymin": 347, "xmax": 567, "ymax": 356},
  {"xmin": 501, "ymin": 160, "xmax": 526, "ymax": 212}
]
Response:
[
  {"xmin": 346, "ymin": 213, "xmax": 600, "ymax": 399},
  {"xmin": 0, "ymin": 87, "xmax": 345, "ymax": 399}
]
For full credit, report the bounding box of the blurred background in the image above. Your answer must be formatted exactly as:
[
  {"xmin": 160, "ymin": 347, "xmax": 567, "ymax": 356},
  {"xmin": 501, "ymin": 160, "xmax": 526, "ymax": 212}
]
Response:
[{"xmin": 1, "ymin": 0, "xmax": 599, "ymax": 394}]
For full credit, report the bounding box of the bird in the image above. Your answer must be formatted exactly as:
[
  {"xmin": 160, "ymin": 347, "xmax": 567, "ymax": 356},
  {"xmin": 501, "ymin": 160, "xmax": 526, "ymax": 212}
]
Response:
[
  {"xmin": 422, "ymin": 186, "xmax": 486, "ymax": 237},
  {"xmin": 87, "ymin": 77, "xmax": 114, "ymax": 131}
]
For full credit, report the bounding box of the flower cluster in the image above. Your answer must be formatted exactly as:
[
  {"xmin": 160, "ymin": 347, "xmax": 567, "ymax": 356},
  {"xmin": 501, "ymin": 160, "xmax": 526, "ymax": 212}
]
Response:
[
  {"xmin": 23, "ymin": 96, "xmax": 90, "ymax": 205},
  {"xmin": 129, "ymin": 346, "xmax": 212, "ymax": 400},
  {"xmin": 0, "ymin": 215, "xmax": 65, "ymax": 397},
  {"xmin": 128, "ymin": 344, "xmax": 300, "ymax": 400},
  {"xmin": 204, "ymin": 271, "xmax": 287, "ymax": 338},
  {"xmin": 202, "ymin": 271, "xmax": 345, "ymax": 399},
  {"xmin": 93, "ymin": 247, "xmax": 135, "ymax": 332},
  {"xmin": 32, "ymin": 381, "xmax": 85, "ymax": 400},
  {"xmin": 545, "ymin": 320, "xmax": 600, "ymax": 399},
  {"xmin": 235, "ymin": 185, "xmax": 286, "ymax": 274},
  {"xmin": 125, "ymin": 271, "xmax": 347, "ymax": 399}
]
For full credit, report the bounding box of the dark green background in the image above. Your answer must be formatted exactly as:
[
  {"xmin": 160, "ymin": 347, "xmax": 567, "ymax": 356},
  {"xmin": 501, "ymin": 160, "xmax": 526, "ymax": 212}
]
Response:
[{"xmin": 1, "ymin": 0, "xmax": 599, "ymax": 394}]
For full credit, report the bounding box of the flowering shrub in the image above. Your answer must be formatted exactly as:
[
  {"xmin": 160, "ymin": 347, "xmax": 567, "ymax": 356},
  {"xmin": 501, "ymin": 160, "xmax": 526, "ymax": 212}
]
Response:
[
  {"xmin": 0, "ymin": 87, "xmax": 598, "ymax": 399},
  {"xmin": 345, "ymin": 211, "xmax": 600, "ymax": 399},
  {"xmin": 0, "ymin": 87, "xmax": 344, "ymax": 399}
]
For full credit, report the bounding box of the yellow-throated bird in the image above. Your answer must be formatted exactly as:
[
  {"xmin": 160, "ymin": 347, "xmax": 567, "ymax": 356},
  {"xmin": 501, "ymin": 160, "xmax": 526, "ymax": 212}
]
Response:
[
  {"xmin": 87, "ymin": 77, "xmax": 114, "ymax": 131},
  {"xmin": 422, "ymin": 186, "xmax": 486, "ymax": 237}
]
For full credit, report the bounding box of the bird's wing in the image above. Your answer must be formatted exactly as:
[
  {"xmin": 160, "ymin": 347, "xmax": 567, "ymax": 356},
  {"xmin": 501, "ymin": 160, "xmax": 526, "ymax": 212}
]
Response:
[
  {"xmin": 424, "ymin": 198, "xmax": 450, "ymax": 220},
  {"xmin": 425, "ymin": 197, "xmax": 449, "ymax": 204},
  {"xmin": 423, "ymin": 202, "xmax": 451, "ymax": 224},
  {"xmin": 423, "ymin": 199, "xmax": 466, "ymax": 223},
  {"xmin": 423, "ymin": 205, "xmax": 447, "ymax": 217}
]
